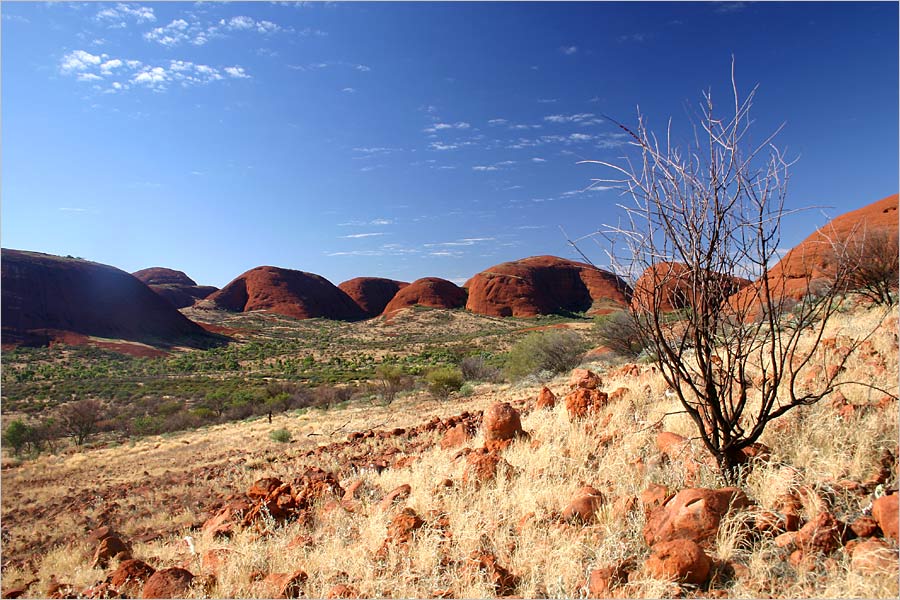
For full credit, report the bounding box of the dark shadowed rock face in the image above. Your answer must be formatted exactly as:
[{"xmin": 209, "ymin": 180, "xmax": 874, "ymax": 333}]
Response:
[
  {"xmin": 382, "ymin": 277, "xmax": 467, "ymax": 314},
  {"xmin": 338, "ymin": 277, "xmax": 408, "ymax": 318},
  {"xmin": 1, "ymin": 249, "xmax": 210, "ymax": 347},
  {"xmin": 729, "ymin": 194, "xmax": 899, "ymax": 313},
  {"xmin": 203, "ymin": 266, "xmax": 365, "ymax": 321},
  {"xmin": 133, "ymin": 267, "xmax": 218, "ymax": 309},
  {"xmin": 465, "ymin": 255, "xmax": 632, "ymax": 317}
]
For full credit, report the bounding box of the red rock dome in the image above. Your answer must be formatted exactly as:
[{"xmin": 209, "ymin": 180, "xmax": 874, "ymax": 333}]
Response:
[
  {"xmin": 203, "ymin": 266, "xmax": 364, "ymax": 321},
  {"xmin": 382, "ymin": 277, "xmax": 467, "ymax": 314},
  {"xmin": 729, "ymin": 194, "xmax": 899, "ymax": 313},
  {"xmin": 464, "ymin": 255, "xmax": 631, "ymax": 317},
  {"xmin": 338, "ymin": 277, "xmax": 408, "ymax": 318},
  {"xmin": 133, "ymin": 267, "xmax": 218, "ymax": 309},
  {"xmin": 632, "ymin": 262, "xmax": 751, "ymax": 313},
  {"xmin": 1, "ymin": 249, "xmax": 209, "ymax": 347}
]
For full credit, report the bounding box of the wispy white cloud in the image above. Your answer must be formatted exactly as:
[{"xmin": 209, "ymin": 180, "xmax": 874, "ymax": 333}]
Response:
[
  {"xmin": 618, "ymin": 32, "xmax": 649, "ymax": 43},
  {"xmin": 338, "ymin": 218, "xmax": 395, "ymax": 227},
  {"xmin": 340, "ymin": 232, "xmax": 386, "ymax": 239},
  {"xmin": 714, "ymin": 2, "xmax": 748, "ymax": 14},
  {"xmin": 537, "ymin": 98, "xmax": 558, "ymax": 104},
  {"xmin": 423, "ymin": 121, "xmax": 471, "ymax": 133},
  {"xmin": 60, "ymin": 50, "xmax": 104, "ymax": 73},
  {"xmin": 342, "ymin": 87, "xmax": 356, "ymax": 93},
  {"xmin": 425, "ymin": 237, "xmax": 496, "ymax": 248},
  {"xmin": 224, "ymin": 66, "xmax": 251, "ymax": 79},
  {"xmin": 488, "ymin": 118, "xmax": 508, "ymax": 126},
  {"xmin": 472, "ymin": 165, "xmax": 498, "ymax": 172},
  {"xmin": 60, "ymin": 50, "xmax": 250, "ymax": 92},
  {"xmin": 2, "ymin": 14, "xmax": 30, "ymax": 24},
  {"xmin": 531, "ymin": 157, "xmax": 547, "ymax": 163},
  {"xmin": 561, "ymin": 46, "xmax": 578, "ymax": 55},
  {"xmin": 544, "ymin": 113, "xmax": 603, "ymax": 125},
  {"xmin": 95, "ymin": 3, "xmax": 156, "ymax": 28}
]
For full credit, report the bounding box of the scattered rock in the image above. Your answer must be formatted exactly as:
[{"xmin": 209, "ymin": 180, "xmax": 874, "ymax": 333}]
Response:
[
  {"xmin": 91, "ymin": 536, "xmax": 131, "ymax": 569},
  {"xmin": 467, "ymin": 551, "xmax": 520, "ymax": 596},
  {"xmin": 378, "ymin": 484, "xmax": 412, "ymax": 512},
  {"xmin": 386, "ymin": 508, "xmax": 425, "ymax": 545},
  {"xmin": 483, "ymin": 402, "xmax": 525, "ymax": 450},
  {"xmin": 872, "ymin": 493, "xmax": 898, "ymax": 542},
  {"xmin": 326, "ymin": 584, "xmax": 362, "ymax": 599},
  {"xmin": 536, "ymin": 387, "xmax": 557, "ymax": 409},
  {"xmin": 644, "ymin": 539, "xmax": 711, "ymax": 585},
  {"xmin": 641, "ymin": 483, "xmax": 672, "ymax": 516},
  {"xmin": 462, "ymin": 449, "xmax": 512, "ymax": 488},
  {"xmin": 108, "ymin": 559, "xmax": 156, "ymax": 597},
  {"xmin": 247, "ymin": 477, "xmax": 283, "ymax": 500},
  {"xmin": 141, "ymin": 568, "xmax": 194, "ymax": 599},
  {"xmin": 644, "ymin": 487, "xmax": 753, "ymax": 547},
  {"xmin": 440, "ymin": 424, "xmax": 471, "ymax": 450},
  {"xmin": 582, "ymin": 562, "xmax": 630, "ymax": 598},
  {"xmin": 561, "ymin": 486, "xmax": 606, "ymax": 524},
  {"xmin": 850, "ymin": 515, "xmax": 881, "ymax": 539},
  {"xmin": 849, "ymin": 538, "xmax": 897, "ymax": 575},
  {"xmin": 794, "ymin": 511, "xmax": 844, "ymax": 555},
  {"xmin": 569, "ymin": 368, "xmax": 602, "ymax": 390},
  {"xmin": 564, "ymin": 388, "xmax": 608, "ymax": 420}
]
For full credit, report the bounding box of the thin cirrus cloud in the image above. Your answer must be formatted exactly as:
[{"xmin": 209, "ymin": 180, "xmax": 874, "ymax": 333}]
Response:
[{"xmin": 59, "ymin": 49, "xmax": 251, "ymax": 92}]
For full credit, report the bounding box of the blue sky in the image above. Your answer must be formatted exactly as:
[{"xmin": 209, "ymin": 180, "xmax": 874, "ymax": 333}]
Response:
[{"xmin": 2, "ymin": 1, "xmax": 897, "ymax": 288}]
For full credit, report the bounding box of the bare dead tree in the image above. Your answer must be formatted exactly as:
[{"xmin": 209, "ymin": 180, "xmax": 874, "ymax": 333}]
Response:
[{"xmin": 577, "ymin": 63, "xmax": 889, "ymax": 482}]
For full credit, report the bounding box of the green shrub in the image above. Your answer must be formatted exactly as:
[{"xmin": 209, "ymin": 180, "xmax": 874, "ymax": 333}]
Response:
[
  {"xmin": 458, "ymin": 383, "xmax": 475, "ymax": 397},
  {"xmin": 425, "ymin": 366, "xmax": 464, "ymax": 400},
  {"xmin": 504, "ymin": 330, "xmax": 586, "ymax": 381},
  {"xmin": 269, "ymin": 428, "xmax": 292, "ymax": 443},
  {"xmin": 2, "ymin": 420, "xmax": 30, "ymax": 456}
]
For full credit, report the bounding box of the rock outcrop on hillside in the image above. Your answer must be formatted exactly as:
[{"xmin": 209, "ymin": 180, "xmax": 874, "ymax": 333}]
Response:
[
  {"xmin": 1, "ymin": 249, "xmax": 211, "ymax": 347},
  {"xmin": 464, "ymin": 255, "xmax": 631, "ymax": 317},
  {"xmin": 132, "ymin": 267, "xmax": 218, "ymax": 309},
  {"xmin": 382, "ymin": 277, "xmax": 467, "ymax": 314},
  {"xmin": 202, "ymin": 266, "xmax": 365, "ymax": 321},
  {"xmin": 338, "ymin": 277, "xmax": 408, "ymax": 318},
  {"xmin": 632, "ymin": 262, "xmax": 751, "ymax": 313},
  {"xmin": 729, "ymin": 194, "xmax": 899, "ymax": 313}
]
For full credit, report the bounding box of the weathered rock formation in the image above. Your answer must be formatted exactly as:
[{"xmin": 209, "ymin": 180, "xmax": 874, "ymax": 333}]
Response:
[
  {"xmin": 382, "ymin": 277, "xmax": 467, "ymax": 314},
  {"xmin": 132, "ymin": 267, "xmax": 217, "ymax": 309},
  {"xmin": 202, "ymin": 266, "xmax": 364, "ymax": 321},
  {"xmin": 465, "ymin": 255, "xmax": 631, "ymax": 317},
  {"xmin": 1, "ymin": 249, "xmax": 210, "ymax": 347},
  {"xmin": 338, "ymin": 277, "xmax": 408, "ymax": 318}
]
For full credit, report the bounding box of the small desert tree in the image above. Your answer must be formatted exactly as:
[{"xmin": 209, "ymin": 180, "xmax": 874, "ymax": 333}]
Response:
[
  {"xmin": 58, "ymin": 398, "xmax": 103, "ymax": 446},
  {"xmin": 835, "ymin": 228, "xmax": 899, "ymax": 306},
  {"xmin": 374, "ymin": 363, "xmax": 405, "ymax": 406},
  {"xmin": 581, "ymin": 65, "xmax": 878, "ymax": 481}
]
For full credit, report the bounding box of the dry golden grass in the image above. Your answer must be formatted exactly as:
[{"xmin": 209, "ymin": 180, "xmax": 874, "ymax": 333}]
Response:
[{"xmin": 1, "ymin": 302, "xmax": 897, "ymax": 598}]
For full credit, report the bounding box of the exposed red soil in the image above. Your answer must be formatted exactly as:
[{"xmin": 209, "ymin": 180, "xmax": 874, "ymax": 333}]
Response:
[
  {"xmin": 1, "ymin": 249, "xmax": 212, "ymax": 348},
  {"xmin": 464, "ymin": 256, "xmax": 631, "ymax": 317},
  {"xmin": 203, "ymin": 266, "xmax": 365, "ymax": 321},
  {"xmin": 382, "ymin": 277, "xmax": 467, "ymax": 314},
  {"xmin": 338, "ymin": 277, "xmax": 408, "ymax": 318}
]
